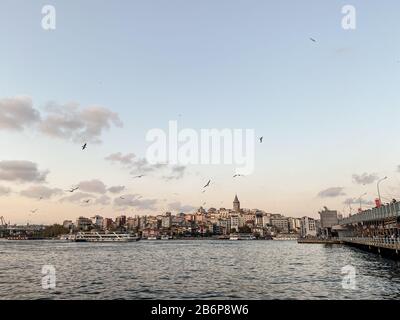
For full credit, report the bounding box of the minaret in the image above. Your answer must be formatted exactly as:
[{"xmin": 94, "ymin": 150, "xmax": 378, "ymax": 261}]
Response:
[{"xmin": 233, "ymin": 194, "xmax": 240, "ymax": 212}]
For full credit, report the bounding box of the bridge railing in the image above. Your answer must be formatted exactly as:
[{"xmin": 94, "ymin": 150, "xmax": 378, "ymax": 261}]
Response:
[
  {"xmin": 341, "ymin": 236, "xmax": 400, "ymax": 248},
  {"xmin": 339, "ymin": 202, "xmax": 400, "ymax": 225}
]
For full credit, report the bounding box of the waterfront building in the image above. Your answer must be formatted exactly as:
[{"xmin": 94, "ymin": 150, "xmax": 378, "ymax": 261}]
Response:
[
  {"xmin": 288, "ymin": 217, "xmax": 301, "ymax": 232},
  {"xmin": 262, "ymin": 214, "xmax": 271, "ymax": 227},
  {"xmin": 255, "ymin": 211, "xmax": 263, "ymax": 227},
  {"xmin": 102, "ymin": 218, "xmax": 114, "ymax": 230},
  {"xmin": 319, "ymin": 207, "xmax": 339, "ymax": 238},
  {"xmin": 300, "ymin": 216, "xmax": 317, "ymax": 238},
  {"xmin": 62, "ymin": 220, "xmax": 73, "ymax": 230},
  {"xmin": 76, "ymin": 216, "xmax": 92, "ymax": 231},
  {"xmin": 91, "ymin": 215, "xmax": 104, "ymax": 229},
  {"xmin": 162, "ymin": 212, "xmax": 172, "ymax": 229},
  {"xmin": 270, "ymin": 217, "xmax": 289, "ymax": 233},
  {"xmin": 115, "ymin": 215, "xmax": 127, "ymax": 228},
  {"xmin": 219, "ymin": 218, "xmax": 231, "ymax": 235},
  {"xmin": 230, "ymin": 215, "xmax": 240, "ymax": 233}
]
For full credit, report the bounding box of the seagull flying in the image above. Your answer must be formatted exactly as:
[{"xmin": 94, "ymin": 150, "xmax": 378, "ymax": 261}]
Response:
[
  {"xmin": 233, "ymin": 174, "xmax": 244, "ymax": 178},
  {"xmin": 133, "ymin": 175, "xmax": 145, "ymax": 179},
  {"xmin": 67, "ymin": 186, "xmax": 79, "ymax": 193},
  {"xmin": 259, "ymin": 136, "xmax": 263, "ymax": 143},
  {"xmin": 203, "ymin": 180, "xmax": 211, "ymax": 188},
  {"xmin": 309, "ymin": 37, "xmax": 317, "ymax": 42},
  {"xmin": 120, "ymin": 196, "xmax": 125, "ymax": 200},
  {"xmin": 82, "ymin": 143, "xmax": 87, "ymax": 150},
  {"xmin": 30, "ymin": 209, "xmax": 38, "ymax": 214}
]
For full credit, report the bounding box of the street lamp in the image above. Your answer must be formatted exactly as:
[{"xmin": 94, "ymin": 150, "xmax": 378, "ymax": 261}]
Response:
[
  {"xmin": 358, "ymin": 192, "xmax": 367, "ymax": 212},
  {"xmin": 377, "ymin": 176, "xmax": 388, "ymax": 204}
]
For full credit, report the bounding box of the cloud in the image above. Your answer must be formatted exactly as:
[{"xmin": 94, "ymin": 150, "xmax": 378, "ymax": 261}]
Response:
[
  {"xmin": 20, "ymin": 186, "xmax": 62, "ymax": 199},
  {"xmin": 114, "ymin": 194, "xmax": 158, "ymax": 210},
  {"xmin": 129, "ymin": 158, "xmax": 167, "ymax": 174},
  {"xmin": 40, "ymin": 102, "xmax": 123, "ymax": 144},
  {"xmin": 105, "ymin": 153, "xmax": 136, "ymax": 165},
  {"xmin": 0, "ymin": 160, "xmax": 48, "ymax": 183},
  {"xmin": 78, "ymin": 179, "xmax": 107, "ymax": 194},
  {"xmin": 95, "ymin": 195, "xmax": 111, "ymax": 205},
  {"xmin": 106, "ymin": 152, "xmax": 186, "ymax": 180},
  {"xmin": 60, "ymin": 192, "xmax": 96, "ymax": 203},
  {"xmin": 168, "ymin": 201, "xmax": 196, "ymax": 213},
  {"xmin": 163, "ymin": 165, "xmax": 186, "ymax": 181},
  {"xmin": 317, "ymin": 187, "xmax": 346, "ymax": 198},
  {"xmin": 343, "ymin": 198, "xmax": 375, "ymax": 206},
  {"xmin": 108, "ymin": 185, "xmax": 125, "ymax": 194},
  {"xmin": 0, "ymin": 96, "xmax": 40, "ymax": 131},
  {"xmin": 0, "ymin": 96, "xmax": 122, "ymax": 144},
  {"xmin": 0, "ymin": 186, "xmax": 11, "ymax": 196},
  {"xmin": 352, "ymin": 173, "xmax": 379, "ymax": 185}
]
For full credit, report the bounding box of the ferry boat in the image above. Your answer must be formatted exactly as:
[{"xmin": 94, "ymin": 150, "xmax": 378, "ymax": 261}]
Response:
[
  {"xmin": 146, "ymin": 236, "xmax": 158, "ymax": 240},
  {"xmin": 272, "ymin": 236, "xmax": 298, "ymax": 241},
  {"xmin": 73, "ymin": 232, "xmax": 140, "ymax": 242},
  {"xmin": 229, "ymin": 234, "xmax": 256, "ymax": 241}
]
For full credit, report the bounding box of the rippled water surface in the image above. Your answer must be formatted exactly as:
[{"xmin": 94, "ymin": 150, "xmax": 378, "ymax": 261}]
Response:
[{"xmin": 1, "ymin": 240, "xmax": 400, "ymax": 299}]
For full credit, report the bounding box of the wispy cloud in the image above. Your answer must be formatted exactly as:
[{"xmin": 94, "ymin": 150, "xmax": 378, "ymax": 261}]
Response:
[
  {"xmin": 108, "ymin": 185, "xmax": 125, "ymax": 194},
  {"xmin": 95, "ymin": 195, "xmax": 111, "ymax": 205},
  {"xmin": 0, "ymin": 96, "xmax": 40, "ymax": 130},
  {"xmin": 60, "ymin": 192, "xmax": 96, "ymax": 203},
  {"xmin": 78, "ymin": 179, "xmax": 107, "ymax": 194},
  {"xmin": 352, "ymin": 173, "xmax": 379, "ymax": 185},
  {"xmin": 0, "ymin": 96, "xmax": 122, "ymax": 144},
  {"xmin": 0, "ymin": 160, "xmax": 48, "ymax": 183},
  {"xmin": 114, "ymin": 194, "xmax": 158, "ymax": 210},
  {"xmin": 163, "ymin": 165, "xmax": 186, "ymax": 181},
  {"xmin": 0, "ymin": 186, "xmax": 11, "ymax": 196},
  {"xmin": 343, "ymin": 197, "xmax": 375, "ymax": 206},
  {"xmin": 20, "ymin": 186, "xmax": 62, "ymax": 199},
  {"xmin": 168, "ymin": 201, "xmax": 196, "ymax": 213},
  {"xmin": 317, "ymin": 187, "xmax": 346, "ymax": 198},
  {"xmin": 105, "ymin": 152, "xmax": 136, "ymax": 165}
]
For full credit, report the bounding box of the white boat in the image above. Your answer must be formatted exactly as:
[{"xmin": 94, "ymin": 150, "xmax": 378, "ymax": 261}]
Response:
[
  {"xmin": 272, "ymin": 236, "xmax": 298, "ymax": 241},
  {"xmin": 146, "ymin": 236, "xmax": 158, "ymax": 240},
  {"xmin": 73, "ymin": 232, "xmax": 140, "ymax": 242},
  {"xmin": 229, "ymin": 234, "xmax": 239, "ymax": 241},
  {"xmin": 229, "ymin": 234, "xmax": 256, "ymax": 241},
  {"xmin": 161, "ymin": 235, "xmax": 171, "ymax": 240}
]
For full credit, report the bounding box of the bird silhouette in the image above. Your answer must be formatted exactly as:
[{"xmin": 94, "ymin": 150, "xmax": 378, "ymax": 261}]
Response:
[
  {"xmin": 203, "ymin": 180, "xmax": 211, "ymax": 188},
  {"xmin": 233, "ymin": 174, "xmax": 243, "ymax": 178},
  {"xmin": 310, "ymin": 37, "xmax": 317, "ymax": 42},
  {"xmin": 83, "ymin": 199, "xmax": 90, "ymax": 203},
  {"xmin": 67, "ymin": 186, "xmax": 79, "ymax": 193},
  {"xmin": 120, "ymin": 196, "xmax": 125, "ymax": 200},
  {"xmin": 30, "ymin": 209, "xmax": 38, "ymax": 214},
  {"xmin": 133, "ymin": 175, "xmax": 145, "ymax": 179},
  {"xmin": 259, "ymin": 137, "xmax": 263, "ymax": 143},
  {"xmin": 82, "ymin": 143, "xmax": 87, "ymax": 150}
]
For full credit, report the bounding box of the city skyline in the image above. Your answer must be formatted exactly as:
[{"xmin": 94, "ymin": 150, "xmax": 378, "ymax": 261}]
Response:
[{"xmin": 1, "ymin": 0, "xmax": 400, "ymax": 224}]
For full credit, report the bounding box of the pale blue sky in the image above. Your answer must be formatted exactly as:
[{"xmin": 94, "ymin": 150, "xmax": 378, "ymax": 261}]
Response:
[{"xmin": 1, "ymin": 0, "xmax": 400, "ymax": 223}]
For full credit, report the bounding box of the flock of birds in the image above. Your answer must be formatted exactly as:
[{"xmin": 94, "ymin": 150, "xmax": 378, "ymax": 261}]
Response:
[
  {"xmin": 28, "ymin": 133, "xmax": 265, "ymax": 215},
  {"xmin": 26, "ymin": 36, "xmax": 325, "ymax": 215}
]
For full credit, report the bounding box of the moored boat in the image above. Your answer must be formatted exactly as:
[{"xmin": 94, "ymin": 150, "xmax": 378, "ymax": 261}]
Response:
[{"xmin": 73, "ymin": 232, "xmax": 140, "ymax": 242}]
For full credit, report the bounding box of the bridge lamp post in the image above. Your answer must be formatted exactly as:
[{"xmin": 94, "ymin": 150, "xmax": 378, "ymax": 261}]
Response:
[
  {"xmin": 377, "ymin": 176, "xmax": 388, "ymax": 204},
  {"xmin": 358, "ymin": 192, "xmax": 367, "ymax": 212}
]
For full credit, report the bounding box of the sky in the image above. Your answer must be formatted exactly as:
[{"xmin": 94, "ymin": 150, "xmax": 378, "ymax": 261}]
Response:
[{"xmin": 1, "ymin": 0, "xmax": 400, "ymax": 224}]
